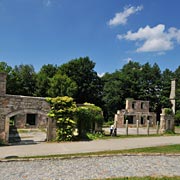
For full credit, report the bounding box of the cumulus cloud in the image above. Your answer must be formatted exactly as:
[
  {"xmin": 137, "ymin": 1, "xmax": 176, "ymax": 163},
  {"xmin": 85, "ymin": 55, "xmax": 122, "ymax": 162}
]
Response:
[
  {"xmin": 118, "ymin": 24, "xmax": 180, "ymax": 52},
  {"xmin": 108, "ymin": 5, "xmax": 143, "ymax": 26}
]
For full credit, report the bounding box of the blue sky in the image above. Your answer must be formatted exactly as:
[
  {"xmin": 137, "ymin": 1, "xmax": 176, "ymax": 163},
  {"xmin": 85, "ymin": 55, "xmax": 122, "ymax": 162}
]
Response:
[{"xmin": 0, "ymin": 0, "xmax": 180, "ymax": 75}]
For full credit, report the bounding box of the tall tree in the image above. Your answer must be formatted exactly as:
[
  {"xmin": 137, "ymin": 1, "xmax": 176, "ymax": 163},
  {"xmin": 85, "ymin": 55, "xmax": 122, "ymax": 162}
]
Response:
[
  {"xmin": 35, "ymin": 64, "xmax": 57, "ymax": 97},
  {"xmin": 0, "ymin": 62, "xmax": 13, "ymax": 94},
  {"xmin": 102, "ymin": 71, "xmax": 124, "ymax": 121},
  {"xmin": 9, "ymin": 64, "xmax": 37, "ymax": 96},
  {"xmin": 48, "ymin": 73, "xmax": 77, "ymax": 98},
  {"xmin": 138, "ymin": 63, "xmax": 162, "ymax": 112},
  {"xmin": 58, "ymin": 57, "xmax": 103, "ymax": 106},
  {"xmin": 160, "ymin": 69, "xmax": 174, "ymax": 108},
  {"xmin": 174, "ymin": 66, "xmax": 180, "ymax": 111},
  {"xmin": 120, "ymin": 61, "xmax": 142, "ymax": 99}
]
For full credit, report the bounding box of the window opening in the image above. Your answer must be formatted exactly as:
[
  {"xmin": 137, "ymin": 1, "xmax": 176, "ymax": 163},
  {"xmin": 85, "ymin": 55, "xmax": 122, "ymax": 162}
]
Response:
[{"xmin": 26, "ymin": 114, "xmax": 36, "ymax": 125}]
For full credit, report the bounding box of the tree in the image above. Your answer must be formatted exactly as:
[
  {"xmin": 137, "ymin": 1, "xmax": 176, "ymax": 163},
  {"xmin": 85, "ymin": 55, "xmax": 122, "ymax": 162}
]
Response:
[
  {"xmin": 102, "ymin": 61, "xmax": 164, "ymax": 121},
  {"xmin": 35, "ymin": 64, "xmax": 57, "ymax": 97},
  {"xmin": 120, "ymin": 61, "xmax": 142, "ymax": 99},
  {"xmin": 160, "ymin": 69, "xmax": 174, "ymax": 108},
  {"xmin": 48, "ymin": 73, "xmax": 77, "ymax": 97},
  {"xmin": 8, "ymin": 64, "xmax": 37, "ymax": 96},
  {"xmin": 138, "ymin": 63, "xmax": 162, "ymax": 112},
  {"xmin": 174, "ymin": 66, "xmax": 180, "ymax": 111},
  {"xmin": 0, "ymin": 62, "xmax": 13, "ymax": 94},
  {"xmin": 102, "ymin": 71, "xmax": 124, "ymax": 121},
  {"xmin": 46, "ymin": 96, "xmax": 77, "ymax": 141},
  {"xmin": 58, "ymin": 57, "xmax": 103, "ymax": 106}
]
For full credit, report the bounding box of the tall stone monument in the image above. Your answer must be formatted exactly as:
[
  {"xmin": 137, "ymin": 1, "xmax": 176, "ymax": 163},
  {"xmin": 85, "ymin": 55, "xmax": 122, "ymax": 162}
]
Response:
[
  {"xmin": 160, "ymin": 79, "xmax": 176, "ymax": 133},
  {"xmin": 169, "ymin": 79, "xmax": 176, "ymax": 114}
]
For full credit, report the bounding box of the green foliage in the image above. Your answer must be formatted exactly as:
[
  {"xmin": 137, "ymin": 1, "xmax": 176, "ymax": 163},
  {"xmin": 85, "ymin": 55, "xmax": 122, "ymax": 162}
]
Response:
[
  {"xmin": 164, "ymin": 130, "xmax": 175, "ymax": 134},
  {"xmin": 48, "ymin": 73, "xmax": 77, "ymax": 98},
  {"xmin": 58, "ymin": 57, "xmax": 103, "ymax": 106},
  {"xmin": 174, "ymin": 66, "xmax": 180, "ymax": 111},
  {"xmin": 46, "ymin": 96, "xmax": 77, "ymax": 141},
  {"xmin": 1, "ymin": 59, "xmax": 180, "ymax": 125},
  {"xmin": 86, "ymin": 132, "xmax": 104, "ymax": 140},
  {"xmin": 8, "ymin": 64, "xmax": 37, "ymax": 96},
  {"xmin": 76, "ymin": 103, "xmax": 104, "ymax": 137},
  {"xmin": 175, "ymin": 110, "xmax": 180, "ymax": 125},
  {"xmin": 164, "ymin": 108, "xmax": 173, "ymax": 115},
  {"xmin": 0, "ymin": 138, "xmax": 5, "ymax": 146},
  {"xmin": 35, "ymin": 64, "xmax": 57, "ymax": 97}
]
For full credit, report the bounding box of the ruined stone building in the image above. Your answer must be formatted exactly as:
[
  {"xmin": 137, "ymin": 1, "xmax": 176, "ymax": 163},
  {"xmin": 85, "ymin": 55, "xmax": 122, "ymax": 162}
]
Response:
[
  {"xmin": 114, "ymin": 79, "xmax": 176, "ymax": 130},
  {"xmin": 114, "ymin": 99, "xmax": 156, "ymax": 128},
  {"xmin": 0, "ymin": 72, "xmax": 56, "ymax": 143}
]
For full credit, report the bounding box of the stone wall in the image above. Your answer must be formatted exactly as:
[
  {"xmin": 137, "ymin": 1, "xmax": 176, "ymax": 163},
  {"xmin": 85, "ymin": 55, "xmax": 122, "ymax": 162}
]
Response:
[{"xmin": 0, "ymin": 94, "xmax": 56, "ymax": 142}]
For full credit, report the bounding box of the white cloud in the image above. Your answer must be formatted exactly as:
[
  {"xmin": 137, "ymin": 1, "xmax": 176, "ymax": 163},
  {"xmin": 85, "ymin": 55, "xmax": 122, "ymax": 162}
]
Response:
[
  {"xmin": 108, "ymin": 5, "xmax": 143, "ymax": 26},
  {"xmin": 98, "ymin": 73, "xmax": 105, "ymax": 77},
  {"xmin": 43, "ymin": 0, "xmax": 52, "ymax": 7},
  {"xmin": 118, "ymin": 24, "xmax": 180, "ymax": 52}
]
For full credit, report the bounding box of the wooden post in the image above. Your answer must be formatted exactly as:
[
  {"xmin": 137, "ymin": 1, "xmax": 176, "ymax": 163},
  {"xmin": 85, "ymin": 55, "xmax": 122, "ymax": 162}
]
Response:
[
  {"xmin": 136, "ymin": 120, "xmax": 139, "ymax": 135},
  {"xmin": 156, "ymin": 121, "xmax": 159, "ymax": 134},
  {"xmin": 126, "ymin": 120, "xmax": 128, "ymax": 136},
  {"xmin": 147, "ymin": 120, "xmax": 150, "ymax": 136}
]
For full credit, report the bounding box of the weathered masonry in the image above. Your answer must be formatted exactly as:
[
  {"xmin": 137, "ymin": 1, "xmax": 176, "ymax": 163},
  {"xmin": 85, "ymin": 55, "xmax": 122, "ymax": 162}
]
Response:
[
  {"xmin": 114, "ymin": 99, "xmax": 156, "ymax": 128},
  {"xmin": 0, "ymin": 73, "xmax": 56, "ymax": 143},
  {"xmin": 114, "ymin": 79, "xmax": 176, "ymax": 131}
]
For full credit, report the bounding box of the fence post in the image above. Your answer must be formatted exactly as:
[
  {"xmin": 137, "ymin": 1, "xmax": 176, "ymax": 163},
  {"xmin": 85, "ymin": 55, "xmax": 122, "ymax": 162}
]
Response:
[
  {"xmin": 156, "ymin": 121, "xmax": 159, "ymax": 134},
  {"xmin": 126, "ymin": 120, "xmax": 128, "ymax": 136},
  {"xmin": 136, "ymin": 120, "xmax": 139, "ymax": 135},
  {"xmin": 147, "ymin": 120, "xmax": 150, "ymax": 136}
]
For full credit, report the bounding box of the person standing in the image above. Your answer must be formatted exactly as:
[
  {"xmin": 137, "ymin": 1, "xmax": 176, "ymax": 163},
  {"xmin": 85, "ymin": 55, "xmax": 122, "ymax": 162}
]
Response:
[{"xmin": 110, "ymin": 125, "xmax": 114, "ymax": 136}]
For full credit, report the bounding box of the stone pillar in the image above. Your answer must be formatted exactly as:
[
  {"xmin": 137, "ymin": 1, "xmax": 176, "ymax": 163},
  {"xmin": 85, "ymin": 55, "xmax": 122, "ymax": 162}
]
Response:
[
  {"xmin": 160, "ymin": 108, "xmax": 175, "ymax": 134},
  {"xmin": 169, "ymin": 79, "xmax": 176, "ymax": 114},
  {"xmin": 47, "ymin": 118, "xmax": 56, "ymax": 141},
  {"xmin": 0, "ymin": 112, "xmax": 6, "ymax": 142},
  {"xmin": 0, "ymin": 72, "xmax": 7, "ymax": 96},
  {"xmin": 160, "ymin": 109, "xmax": 166, "ymax": 134}
]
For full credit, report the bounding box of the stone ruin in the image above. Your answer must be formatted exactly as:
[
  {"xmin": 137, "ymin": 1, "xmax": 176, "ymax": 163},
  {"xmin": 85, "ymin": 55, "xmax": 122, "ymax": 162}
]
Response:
[
  {"xmin": 114, "ymin": 99, "xmax": 156, "ymax": 128},
  {"xmin": 159, "ymin": 80, "xmax": 176, "ymax": 133},
  {"xmin": 0, "ymin": 72, "xmax": 56, "ymax": 143},
  {"xmin": 114, "ymin": 79, "xmax": 176, "ymax": 133}
]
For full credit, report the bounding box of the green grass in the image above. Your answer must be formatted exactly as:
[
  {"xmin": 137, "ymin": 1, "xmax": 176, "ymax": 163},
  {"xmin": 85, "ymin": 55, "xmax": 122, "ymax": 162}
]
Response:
[
  {"xmin": 94, "ymin": 177, "xmax": 180, "ymax": 180},
  {"xmin": 87, "ymin": 132, "xmax": 180, "ymax": 141},
  {"xmin": 5, "ymin": 144, "xmax": 179, "ymax": 160}
]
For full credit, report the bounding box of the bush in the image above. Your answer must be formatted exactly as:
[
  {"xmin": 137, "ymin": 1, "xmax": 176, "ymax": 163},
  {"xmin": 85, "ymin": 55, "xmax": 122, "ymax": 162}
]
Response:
[
  {"xmin": 164, "ymin": 108, "xmax": 173, "ymax": 115},
  {"xmin": 46, "ymin": 96, "xmax": 77, "ymax": 141},
  {"xmin": 76, "ymin": 103, "xmax": 104, "ymax": 138},
  {"xmin": 175, "ymin": 110, "xmax": 180, "ymax": 126},
  {"xmin": 0, "ymin": 139, "xmax": 5, "ymax": 146}
]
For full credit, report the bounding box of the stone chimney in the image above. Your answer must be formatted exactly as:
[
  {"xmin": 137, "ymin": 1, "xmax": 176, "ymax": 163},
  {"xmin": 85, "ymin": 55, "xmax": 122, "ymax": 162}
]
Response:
[
  {"xmin": 169, "ymin": 79, "xmax": 176, "ymax": 114},
  {"xmin": 0, "ymin": 72, "xmax": 7, "ymax": 96}
]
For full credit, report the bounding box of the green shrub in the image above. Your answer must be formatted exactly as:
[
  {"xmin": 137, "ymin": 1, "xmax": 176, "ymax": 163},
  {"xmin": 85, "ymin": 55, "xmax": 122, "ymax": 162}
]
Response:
[
  {"xmin": 164, "ymin": 108, "xmax": 173, "ymax": 115},
  {"xmin": 46, "ymin": 96, "xmax": 77, "ymax": 141},
  {"xmin": 175, "ymin": 110, "xmax": 180, "ymax": 126},
  {"xmin": 76, "ymin": 103, "xmax": 104, "ymax": 138},
  {"xmin": 0, "ymin": 139, "xmax": 5, "ymax": 146}
]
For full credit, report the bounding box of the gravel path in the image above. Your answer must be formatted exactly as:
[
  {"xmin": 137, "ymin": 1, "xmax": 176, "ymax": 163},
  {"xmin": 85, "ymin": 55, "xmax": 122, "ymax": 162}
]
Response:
[{"xmin": 1, "ymin": 155, "xmax": 180, "ymax": 180}]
